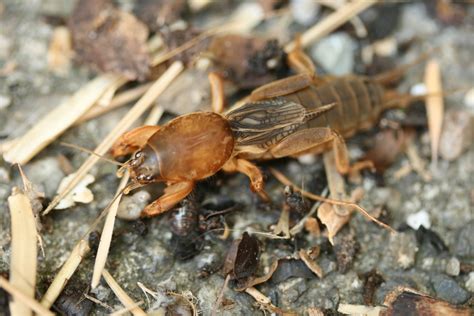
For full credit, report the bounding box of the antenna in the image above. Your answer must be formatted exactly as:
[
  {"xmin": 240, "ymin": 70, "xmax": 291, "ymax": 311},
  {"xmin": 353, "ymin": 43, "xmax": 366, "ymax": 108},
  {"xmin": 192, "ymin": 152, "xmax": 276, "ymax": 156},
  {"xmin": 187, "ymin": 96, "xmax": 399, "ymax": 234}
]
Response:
[{"xmin": 60, "ymin": 142, "xmax": 125, "ymax": 167}]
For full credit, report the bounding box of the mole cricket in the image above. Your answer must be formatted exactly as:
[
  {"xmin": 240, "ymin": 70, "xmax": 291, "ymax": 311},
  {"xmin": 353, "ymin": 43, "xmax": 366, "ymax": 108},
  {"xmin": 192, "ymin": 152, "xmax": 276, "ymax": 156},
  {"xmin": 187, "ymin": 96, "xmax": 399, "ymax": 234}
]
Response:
[{"xmin": 111, "ymin": 44, "xmax": 431, "ymax": 218}]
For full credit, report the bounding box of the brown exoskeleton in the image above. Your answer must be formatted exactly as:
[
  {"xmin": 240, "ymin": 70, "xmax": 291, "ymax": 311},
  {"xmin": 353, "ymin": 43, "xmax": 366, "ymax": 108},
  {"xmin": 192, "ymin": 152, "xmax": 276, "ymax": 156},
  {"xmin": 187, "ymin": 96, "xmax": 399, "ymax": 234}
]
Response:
[{"xmin": 112, "ymin": 44, "xmax": 426, "ymax": 218}]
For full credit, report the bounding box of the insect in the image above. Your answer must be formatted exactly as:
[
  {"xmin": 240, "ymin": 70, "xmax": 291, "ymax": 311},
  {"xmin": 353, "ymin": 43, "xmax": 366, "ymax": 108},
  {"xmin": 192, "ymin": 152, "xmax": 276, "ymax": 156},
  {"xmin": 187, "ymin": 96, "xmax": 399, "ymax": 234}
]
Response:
[{"xmin": 111, "ymin": 44, "xmax": 425, "ymax": 218}]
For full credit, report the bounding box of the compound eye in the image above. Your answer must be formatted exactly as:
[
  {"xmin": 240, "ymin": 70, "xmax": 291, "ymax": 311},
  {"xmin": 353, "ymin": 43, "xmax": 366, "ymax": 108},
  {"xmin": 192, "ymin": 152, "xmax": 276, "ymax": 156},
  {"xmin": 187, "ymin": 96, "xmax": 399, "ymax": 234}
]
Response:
[{"xmin": 134, "ymin": 151, "xmax": 143, "ymax": 159}]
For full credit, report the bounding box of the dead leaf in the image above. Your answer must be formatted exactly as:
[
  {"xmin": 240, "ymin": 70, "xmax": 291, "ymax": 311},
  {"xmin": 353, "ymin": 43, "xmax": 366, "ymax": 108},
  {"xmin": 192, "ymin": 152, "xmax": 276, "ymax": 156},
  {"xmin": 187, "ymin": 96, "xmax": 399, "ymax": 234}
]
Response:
[
  {"xmin": 69, "ymin": 0, "xmax": 150, "ymax": 80},
  {"xmin": 298, "ymin": 249, "xmax": 323, "ymax": 278},
  {"xmin": 223, "ymin": 232, "xmax": 260, "ymax": 280},
  {"xmin": 134, "ymin": 0, "xmax": 188, "ymax": 32},
  {"xmin": 208, "ymin": 34, "xmax": 286, "ymax": 89},
  {"xmin": 55, "ymin": 173, "xmax": 95, "ymax": 209}
]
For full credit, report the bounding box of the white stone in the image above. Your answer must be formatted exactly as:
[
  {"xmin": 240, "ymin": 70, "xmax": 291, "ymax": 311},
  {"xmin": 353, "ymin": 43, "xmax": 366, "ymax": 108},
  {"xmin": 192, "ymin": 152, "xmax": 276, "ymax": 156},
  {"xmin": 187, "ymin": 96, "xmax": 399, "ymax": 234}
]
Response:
[
  {"xmin": 464, "ymin": 87, "xmax": 474, "ymax": 109},
  {"xmin": 291, "ymin": 0, "xmax": 320, "ymax": 25},
  {"xmin": 406, "ymin": 210, "xmax": 431, "ymax": 229},
  {"xmin": 0, "ymin": 94, "xmax": 11, "ymax": 110},
  {"xmin": 466, "ymin": 272, "xmax": 474, "ymax": 292},
  {"xmin": 311, "ymin": 33, "xmax": 356, "ymax": 75},
  {"xmin": 446, "ymin": 257, "xmax": 460, "ymax": 276},
  {"xmin": 410, "ymin": 83, "xmax": 427, "ymax": 96}
]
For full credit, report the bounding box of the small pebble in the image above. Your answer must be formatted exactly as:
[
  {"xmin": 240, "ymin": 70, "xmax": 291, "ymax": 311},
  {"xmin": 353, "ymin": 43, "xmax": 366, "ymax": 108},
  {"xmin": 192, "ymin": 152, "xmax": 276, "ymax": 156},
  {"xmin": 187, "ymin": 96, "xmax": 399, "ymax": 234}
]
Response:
[
  {"xmin": 297, "ymin": 153, "xmax": 316, "ymax": 165},
  {"xmin": 117, "ymin": 190, "xmax": 151, "ymax": 220},
  {"xmin": 290, "ymin": 0, "xmax": 319, "ymax": 26},
  {"xmin": 372, "ymin": 37, "xmax": 397, "ymax": 57},
  {"xmin": 439, "ymin": 110, "xmax": 474, "ymax": 161},
  {"xmin": 431, "ymin": 274, "xmax": 470, "ymax": 305},
  {"xmin": 445, "ymin": 257, "xmax": 460, "ymax": 276},
  {"xmin": 406, "ymin": 210, "xmax": 431, "ymax": 230},
  {"xmin": 0, "ymin": 34, "xmax": 12, "ymax": 59},
  {"xmin": 24, "ymin": 157, "xmax": 65, "ymax": 197},
  {"xmin": 277, "ymin": 277, "xmax": 308, "ymax": 305},
  {"xmin": 466, "ymin": 272, "xmax": 474, "ymax": 292},
  {"xmin": 410, "ymin": 83, "xmax": 427, "ymax": 96},
  {"xmin": 387, "ymin": 232, "xmax": 418, "ymax": 269},
  {"xmin": 0, "ymin": 94, "xmax": 11, "ymax": 110},
  {"xmin": 311, "ymin": 32, "xmax": 356, "ymax": 75},
  {"xmin": 464, "ymin": 87, "xmax": 474, "ymax": 108}
]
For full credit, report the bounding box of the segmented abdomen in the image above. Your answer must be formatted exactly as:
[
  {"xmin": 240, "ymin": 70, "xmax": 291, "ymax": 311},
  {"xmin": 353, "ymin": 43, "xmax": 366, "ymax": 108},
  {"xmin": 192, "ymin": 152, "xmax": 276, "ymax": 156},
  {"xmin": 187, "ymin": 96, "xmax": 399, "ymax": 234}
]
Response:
[{"xmin": 285, "ymin": 76, "xmax": 385, "ymax": 137}]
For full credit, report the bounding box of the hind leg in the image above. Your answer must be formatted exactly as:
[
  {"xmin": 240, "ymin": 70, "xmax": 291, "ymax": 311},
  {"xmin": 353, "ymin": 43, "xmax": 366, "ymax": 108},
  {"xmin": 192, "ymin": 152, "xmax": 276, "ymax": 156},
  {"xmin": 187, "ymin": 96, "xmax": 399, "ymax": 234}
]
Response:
[
  {"xmin": 222, "ymin": 158, "xmax": 269, "ymax": 201},
  {"xmin": 270, "ymin": 127, "xmax": 374, "ymax": 175}
]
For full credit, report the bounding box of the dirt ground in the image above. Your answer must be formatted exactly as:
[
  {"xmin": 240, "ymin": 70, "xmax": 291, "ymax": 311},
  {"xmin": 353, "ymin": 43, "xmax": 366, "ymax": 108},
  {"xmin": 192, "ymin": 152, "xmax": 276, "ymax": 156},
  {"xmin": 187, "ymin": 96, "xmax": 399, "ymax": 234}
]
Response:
[{"xmin": 0, "ymin": 1, "xmax": 473, "ymax": 315}]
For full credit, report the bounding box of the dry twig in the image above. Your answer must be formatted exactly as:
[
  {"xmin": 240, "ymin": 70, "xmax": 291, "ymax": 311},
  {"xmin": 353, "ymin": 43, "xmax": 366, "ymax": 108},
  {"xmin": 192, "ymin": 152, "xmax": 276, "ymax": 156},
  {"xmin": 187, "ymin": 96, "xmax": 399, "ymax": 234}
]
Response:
[{"xmin": 270, "ymin": 168, "xmax": 395, "ymax": 233}]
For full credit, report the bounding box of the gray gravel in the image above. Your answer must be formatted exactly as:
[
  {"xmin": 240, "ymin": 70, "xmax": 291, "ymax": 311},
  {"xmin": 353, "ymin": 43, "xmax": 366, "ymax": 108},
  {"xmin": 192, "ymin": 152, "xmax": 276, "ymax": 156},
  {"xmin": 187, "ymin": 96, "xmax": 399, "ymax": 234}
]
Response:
[{"xmin": 0, "ymin": 1, "xmax": 473, "ymax": 315}]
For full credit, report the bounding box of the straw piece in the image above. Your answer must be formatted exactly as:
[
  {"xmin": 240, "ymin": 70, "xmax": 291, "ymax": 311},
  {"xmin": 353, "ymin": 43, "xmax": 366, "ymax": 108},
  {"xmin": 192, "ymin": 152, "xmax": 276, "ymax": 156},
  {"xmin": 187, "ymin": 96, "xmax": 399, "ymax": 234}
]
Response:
[
  {"xmin": 96, "ymin": 77, "xmax": 128, "ymax": 107},
  {"xmin": 284, "ymin": 0, "xmax": 377, "ymax": 52},
  {"xmin": 3, "ymin": 74, "xmax": 122, "ymax": 164},
  {"xmin": 338, "ymin": 304, "xmax": 385, "ymax": 315},
  {"xmin": 424, "ymin": 59, "xmax": 444, "ymax": 167},
  {"xmin": 40, "ymin": 240, "xmax": 90, "ymax": 309},
  {"xmin": 8, "ymin": 187, "xmax": 38, "ymax": 316},
  {"xmin": 317, "ymin": 0, "xmax": 368, "ymax": 38},
  {"xmin": 91, "ymin": 173, "xmax": 130, "ymax": 289},
  {"xmin": 109, "ymin": 301, "xmax": 144, "ymax": 316},
  {"xmin": 0, "ymin": 277, "xmax": 53, "ymax": 316},
  {"xmin": 77, "ymin": 83, "xmax": 153, "ymax": 124},
  {"xmin": 44, "ymin": 61, "xmax": 183, "ymax": 214},
  {"xmin": 102, "ymin": 269, "xmax": 147, "ymax": 316}
]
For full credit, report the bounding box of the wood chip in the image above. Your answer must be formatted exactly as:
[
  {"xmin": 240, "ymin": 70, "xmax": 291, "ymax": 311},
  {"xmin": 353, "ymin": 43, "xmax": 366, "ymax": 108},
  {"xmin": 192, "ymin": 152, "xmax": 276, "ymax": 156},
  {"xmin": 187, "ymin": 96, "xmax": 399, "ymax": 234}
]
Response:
[
  {"xmin": 424, "ymin": 59, "xmax": 444, "ymax": 167},
  {"xmin": 40, "ymin": 240, "xmax": 90, "ymax": 309},
  {"xmin": 47, "ymin": 26, "xmax": 73, "ymax": 76},
  {"xmin": 338, "ymin": 303, "xmax": 385, "ymax": 316},
  {"xmin": 285, "ymin": 0, "xmax": 376, "ymax": 52},
  {"xmin": 44, "ymin": 61, "xmax": 183, "ymax": 214},
  {"xmin": 3, "ymin": 74, "xmax": 122, "ymax": 164},
  {"xmin": 0, "ymin": 277, "xmax": 53, "ymax": 316},
  {"xmin": 102, "ymin": 269, "xmax": 147, "ymax": 316},
  {"xmin": 8, "ymin": 187, "xmax": 38, "ymax": 316}
]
